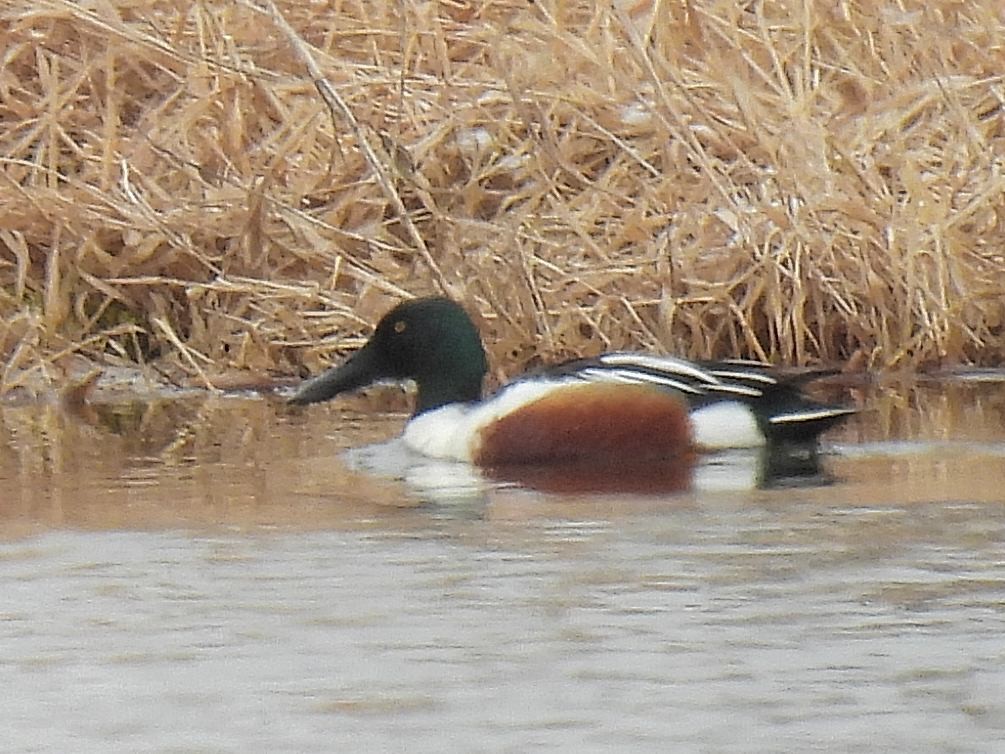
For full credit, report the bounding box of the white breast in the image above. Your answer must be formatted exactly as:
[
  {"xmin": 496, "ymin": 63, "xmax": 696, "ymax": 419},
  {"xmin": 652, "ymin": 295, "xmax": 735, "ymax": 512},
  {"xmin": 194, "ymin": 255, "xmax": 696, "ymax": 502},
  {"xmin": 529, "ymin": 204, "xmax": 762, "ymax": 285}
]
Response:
[
  {"xmin": 401, "ymin": 404, "xmax": 480, "ymax": 461},
  {"xmin": 400, "ymin": 380, "xmax": 579, "ymax": 462}
]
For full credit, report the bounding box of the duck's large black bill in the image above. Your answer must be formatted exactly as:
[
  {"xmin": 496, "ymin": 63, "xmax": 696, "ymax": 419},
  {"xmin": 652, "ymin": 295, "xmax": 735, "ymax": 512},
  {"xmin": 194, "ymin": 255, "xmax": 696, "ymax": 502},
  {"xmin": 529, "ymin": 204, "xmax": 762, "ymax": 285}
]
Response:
[{"xmin": 288, "ymin": 342, "xmax": 383, "ymax": 406}]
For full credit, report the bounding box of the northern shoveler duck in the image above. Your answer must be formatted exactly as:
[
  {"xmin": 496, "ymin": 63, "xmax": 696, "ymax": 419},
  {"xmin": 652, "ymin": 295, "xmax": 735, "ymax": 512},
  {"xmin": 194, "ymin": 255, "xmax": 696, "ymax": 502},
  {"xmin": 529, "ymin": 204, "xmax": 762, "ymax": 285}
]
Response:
[{"xmin": 289, "ymin": 297, "xmax": 855, "ymax": 467}]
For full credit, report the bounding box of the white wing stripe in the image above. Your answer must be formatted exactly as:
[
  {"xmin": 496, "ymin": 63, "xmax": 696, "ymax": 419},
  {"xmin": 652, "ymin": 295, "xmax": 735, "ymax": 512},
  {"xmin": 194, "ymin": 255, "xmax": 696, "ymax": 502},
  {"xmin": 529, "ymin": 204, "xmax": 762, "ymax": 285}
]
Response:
[
  {"xmin": 597, "ymin": 353, "xmax": 719, "ymax": 384},
  {"xmin": 705, "ymin": 368, "xmax": 778, "ymax": 385},
  {"xmin": 706, "ymin": 383, "xmax": 764, "ymax": 398},
  {"xmin": 769, "ymin": 408, "xmax": 856, "ymax": 424},
  {"xmin": 577, "ymin": 367, "xmax": 704, "ymax": 395}
]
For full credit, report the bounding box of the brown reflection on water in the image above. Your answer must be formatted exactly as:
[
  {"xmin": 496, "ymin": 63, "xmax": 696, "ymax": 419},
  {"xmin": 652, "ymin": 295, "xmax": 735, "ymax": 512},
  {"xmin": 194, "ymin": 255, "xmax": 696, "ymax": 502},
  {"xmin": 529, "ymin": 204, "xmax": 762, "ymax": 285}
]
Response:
[
  {"xmin": 0, "ymin": 397, "xmax": 422, "ymax": 538},
  {"xmin": 844, "ymin": 377, "xmax": 1005, "ymax": 444},
  {"xmin": 819, "ymin": 378, "xmax": 1005, "ymax": 507},
  {"xmin": 0, "ymin": 380, "xmax": 1004, "ymax": 536}
]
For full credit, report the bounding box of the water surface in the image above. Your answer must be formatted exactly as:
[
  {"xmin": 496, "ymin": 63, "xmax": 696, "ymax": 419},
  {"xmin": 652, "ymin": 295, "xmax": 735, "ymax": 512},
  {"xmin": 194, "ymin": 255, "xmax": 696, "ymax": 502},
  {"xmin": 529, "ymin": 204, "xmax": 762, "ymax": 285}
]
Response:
[{"xmin": 1, "ymin": 381, "xmax": 1004, "ymax": 752}]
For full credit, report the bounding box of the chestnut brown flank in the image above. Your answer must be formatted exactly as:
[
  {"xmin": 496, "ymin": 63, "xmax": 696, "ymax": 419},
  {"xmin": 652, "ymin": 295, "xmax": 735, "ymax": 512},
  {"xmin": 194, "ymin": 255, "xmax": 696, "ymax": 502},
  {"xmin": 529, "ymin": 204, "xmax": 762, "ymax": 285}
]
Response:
[{"xmin": 474, "ymin": 383, "xmax": 693, "ymax": 466}]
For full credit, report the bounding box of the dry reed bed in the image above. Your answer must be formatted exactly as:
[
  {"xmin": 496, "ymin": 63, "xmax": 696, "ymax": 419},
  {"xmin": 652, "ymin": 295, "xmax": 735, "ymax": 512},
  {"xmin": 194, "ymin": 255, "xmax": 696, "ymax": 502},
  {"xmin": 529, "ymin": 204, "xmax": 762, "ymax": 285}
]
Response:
[{"xmin": 1, "ymin": 0, "xmax": 1003, "ymax": 396}]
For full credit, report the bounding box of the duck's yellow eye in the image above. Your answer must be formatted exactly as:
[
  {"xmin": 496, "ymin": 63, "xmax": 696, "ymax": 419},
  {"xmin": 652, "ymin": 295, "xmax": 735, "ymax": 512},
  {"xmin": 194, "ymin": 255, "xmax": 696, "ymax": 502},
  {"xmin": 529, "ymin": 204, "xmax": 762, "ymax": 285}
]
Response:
[{"xmin": 393, "ymin": 320, "xmax": 407, "ymax": 334}]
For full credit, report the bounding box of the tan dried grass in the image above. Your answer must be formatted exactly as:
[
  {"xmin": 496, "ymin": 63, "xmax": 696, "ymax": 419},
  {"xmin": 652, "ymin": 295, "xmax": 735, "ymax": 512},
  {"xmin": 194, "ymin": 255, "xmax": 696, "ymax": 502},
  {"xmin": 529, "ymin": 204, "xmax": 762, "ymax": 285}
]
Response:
[{"xmin": 1, "ymin": 0, "xmax": 1004, "ymax": 395}]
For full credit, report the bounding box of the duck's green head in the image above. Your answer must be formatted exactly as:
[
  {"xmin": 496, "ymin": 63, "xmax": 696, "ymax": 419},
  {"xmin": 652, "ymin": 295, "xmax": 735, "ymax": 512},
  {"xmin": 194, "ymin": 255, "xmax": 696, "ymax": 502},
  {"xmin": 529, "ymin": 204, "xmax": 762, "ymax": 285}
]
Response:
[{"xmin": 289, "ymin": 297, "xmax": 488, "ymax": 414}]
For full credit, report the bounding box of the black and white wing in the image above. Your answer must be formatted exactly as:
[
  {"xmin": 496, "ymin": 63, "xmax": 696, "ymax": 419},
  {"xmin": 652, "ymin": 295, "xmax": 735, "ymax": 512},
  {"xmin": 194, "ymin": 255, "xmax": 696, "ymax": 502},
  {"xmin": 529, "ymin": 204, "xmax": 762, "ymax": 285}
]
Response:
[{"xmin": 542, "ymin": 352, "xmax": 855, "ymax": 444}]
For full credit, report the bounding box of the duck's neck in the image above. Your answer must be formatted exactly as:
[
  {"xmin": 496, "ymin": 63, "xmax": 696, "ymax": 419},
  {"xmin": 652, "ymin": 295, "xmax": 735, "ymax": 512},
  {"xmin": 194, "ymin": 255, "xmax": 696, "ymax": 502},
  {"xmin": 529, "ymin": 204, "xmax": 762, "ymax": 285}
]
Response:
[
  {"xmin": 414, "ymin": 373, "xmax": 484, "ymax": 415},
  {"xmin": 411, "ymin": 316, "xmax": 488, "ymax": 415}
]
